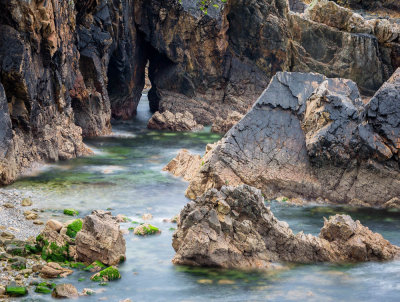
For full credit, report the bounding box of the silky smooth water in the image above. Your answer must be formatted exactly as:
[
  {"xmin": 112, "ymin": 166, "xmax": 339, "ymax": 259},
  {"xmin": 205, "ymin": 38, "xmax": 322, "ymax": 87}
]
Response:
[{"xmin": 10, "ymin": 95, "xmax": 400, "ymax": 301}]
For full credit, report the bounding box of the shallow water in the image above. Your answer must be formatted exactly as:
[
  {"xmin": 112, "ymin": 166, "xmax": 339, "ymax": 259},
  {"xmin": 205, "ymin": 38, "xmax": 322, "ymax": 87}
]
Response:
[{"xmin": 10, "ymin": 95, "xmax": 400, "ymax": 301}]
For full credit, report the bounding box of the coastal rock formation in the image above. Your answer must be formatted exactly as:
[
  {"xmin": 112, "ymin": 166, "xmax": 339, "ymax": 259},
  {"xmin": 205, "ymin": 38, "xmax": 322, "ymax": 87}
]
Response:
[
  {"xmin": 1, "ymin": 0, "xmax": 399, "ymax": 184},
  {"xmin": 163, "ymin": 149, "xmax": 202, "ymax": 181},
  {"xmin": 172, "ymin": 185, "xmax": 400, "ymax": 268},
  {"xmin": 167, "ymin": 71, "xmax": 400, "ymax": 207},
  {"xmin": 211, "ymin": 111, "xmax": 244, "ymax": 134},
  {"xmin": 147, "ymin": 111, "xmax": 203, "ymax": 132},
  {"xmin": 75, "ymin": 210, "xmax": 126, "ymax": 266}
]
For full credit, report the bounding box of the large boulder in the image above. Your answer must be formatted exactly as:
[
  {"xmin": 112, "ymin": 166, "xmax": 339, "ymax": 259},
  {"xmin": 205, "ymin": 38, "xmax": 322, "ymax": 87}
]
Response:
[
  {"xmin": 147, "ymin": 111, "xmax": 203, "ymax": 132},
  {"xmin": 173, "ymin": 185, "xmax": 400, "ymax": 268},
  {"xmin": 75, "ymin": 210, "xmax": 126, "ymax": 266},
  {"xmin": 167, "ymin": 71, "xmax": 400, "ymax": 207}
]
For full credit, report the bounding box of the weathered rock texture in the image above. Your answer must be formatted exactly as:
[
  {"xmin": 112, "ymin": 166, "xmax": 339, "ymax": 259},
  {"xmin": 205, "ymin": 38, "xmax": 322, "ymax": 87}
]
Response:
[
  {"xmin": 1, "ymin": 0, "xmax": 399, "ymax": 184},
  {"xmin": 75, "ymin": 210, "xmax": 126, "ymax": 266},
  {"xmin": 173, "ymin": 185, "xmax": 400, "ymax": 268},
  {"xmin": 333, "ymin": 0, "xmax": 400, "ymax": 12},
  {"xmin": 147, "ymin": 111, "xmax": 203, "ymax": 131},
  {"xmin": 167, "ymin": 71, "xmax": 400, "ymax": 207}
]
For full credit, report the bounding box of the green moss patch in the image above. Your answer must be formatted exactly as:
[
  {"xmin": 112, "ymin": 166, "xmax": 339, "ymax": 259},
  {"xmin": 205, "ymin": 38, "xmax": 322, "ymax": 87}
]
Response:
[
  {"xmin": 63, "ymin": 208, "xmax": 79, "ymax": 216},
  {"xmin": 6, "ymin": 286, "xmax": 27, "ymax": 296},
  {"xmin": 91, "ymin": 266, "xmax": 121, "ymax": 282},
  {"xmin": 66, "ymin": 219, "xmax": 83, "ymax": 238},
  {"xmin": 133, "ymin": 224, "xmax": 161, "ymax": 236},
  {"xmin": 35, "ymin": 282, "xmax": 56, "ymax": 294},
  {"xmin": 36, "ymin": 236, "xmax": 72, "ymax": 262},
  {"xmin": 84, "ymin": 260, "xmax": 106, "ymax": 272}
]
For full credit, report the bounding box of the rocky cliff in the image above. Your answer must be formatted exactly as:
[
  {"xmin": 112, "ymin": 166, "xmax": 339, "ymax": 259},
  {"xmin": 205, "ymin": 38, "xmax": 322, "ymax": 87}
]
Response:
[
  {"xmin": 166, "ymin": 70, "xmax": 400, "ymax": 207},
  {"xmin": 0, "ymin": 0, "xmax": 399, "ymax": 184}
]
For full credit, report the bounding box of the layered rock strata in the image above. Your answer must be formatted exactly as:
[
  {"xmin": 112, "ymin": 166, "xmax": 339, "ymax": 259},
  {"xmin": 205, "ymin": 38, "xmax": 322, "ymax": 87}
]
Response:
[
  {"xmin": 166, "ymin": 70, "xmax": 400, "ymax": 207},
  {"xmin": 172, "ymin": 185, "xmax": 400, "ymax": 268}
]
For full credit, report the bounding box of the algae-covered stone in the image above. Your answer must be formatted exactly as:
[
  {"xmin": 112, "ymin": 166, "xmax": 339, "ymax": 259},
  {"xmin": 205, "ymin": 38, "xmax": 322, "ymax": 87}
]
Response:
[
  {"xmin": 5, "ymin": 285, "xmax": 27, "ymax": 296},
  {"xmin": 133, "ymin": 224, "xmax": 161, "ymax": 236},
  {"xmin": 90, "ymin": 266, "xmax": 121, "ymax": 282},
  {"xmin": 35, "ymin": 282, "xmax": 56, "ymax": 294},
  {"xmin": 66, "ymin": 219, "xmax": 83, "ymax": 238},
  {"xmin": 84, "ymin": 260, "xmax": 106, "ymax": 273},
  {"xmin": 64, "ymin": 209, "xmax": 79, "ymax": 216}
]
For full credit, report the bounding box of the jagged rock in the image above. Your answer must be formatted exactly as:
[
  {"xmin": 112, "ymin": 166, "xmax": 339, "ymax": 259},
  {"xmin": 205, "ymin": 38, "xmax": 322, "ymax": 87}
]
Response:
[
  {"xmin": 167, "ymin": 71, "xmax": 400, "ymax": 206},
  {"xmin": 173, "ymin": 185, "xmax": 400, "ymax": 268},
  {"xmin": 332, "ymin": 0, "xmax": 400, "ymax": 12},
  {"xmin": 366, "ymin": 68, "xmax": 400, "ymax": 153},
  {"xmin": 147, "ymin": 111, "xmax": 203, "ymax": 132},
  {"xmin": 211, "ymin": 111, "xmax": 244, "ymax": 134},
  {"xmin": 52, "ymin": 284, "xmax": 78, "ymax": 299},
  {"xmin": 40, "ymin": 262, "xmax": 73, "ymax": 279},
  {"xmin": 163, "ymin": 149, "xmax": 202, "ymax": 181},
  {"xmin": 75, "ymin": 210, "xmax": 126, "ymax": 266}
]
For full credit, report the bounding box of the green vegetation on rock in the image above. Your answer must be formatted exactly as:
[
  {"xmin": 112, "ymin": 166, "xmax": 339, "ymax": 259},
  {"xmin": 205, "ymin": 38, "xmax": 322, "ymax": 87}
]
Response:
[
  {"xmin": 35, "ymin": 282, "xmax": 56, "ymax": 294},
  {"xmin": 133, "ymin": 224, "xmax": 161, "ymax": 236},
  {"xmin": 91, "ymin": 266, "xmax": 121, "ymax": 282},
  {"xmin": 64, "ymin": 208, "xmax": 79, "ymax": 216},
  {"xmin": 36, "ymin": 236, "xmax": 72, "ymax": 262},
  {"xmin": 66, "ymin": 219, "xmax": 83, "ymax": 238},
  {"xmin": 84, "ymin": 260, "xmax": 106, "ymax": 272},
  {"xmin": 6, "ymin": 286, "xmax": 27, "ymax": 296}
]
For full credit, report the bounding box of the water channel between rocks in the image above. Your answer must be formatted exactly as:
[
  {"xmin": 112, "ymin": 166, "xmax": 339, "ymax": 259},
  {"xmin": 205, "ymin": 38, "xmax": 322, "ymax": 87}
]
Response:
[{"xmin": 8, "ymin": 95, "xmax": 400, "ymax": 302}]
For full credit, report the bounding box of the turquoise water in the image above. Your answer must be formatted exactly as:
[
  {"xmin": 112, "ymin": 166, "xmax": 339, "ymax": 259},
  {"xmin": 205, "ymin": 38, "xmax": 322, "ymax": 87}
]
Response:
[{"xmin": 10, "ymin": 96, "xmax": 400, "ymax": 301}]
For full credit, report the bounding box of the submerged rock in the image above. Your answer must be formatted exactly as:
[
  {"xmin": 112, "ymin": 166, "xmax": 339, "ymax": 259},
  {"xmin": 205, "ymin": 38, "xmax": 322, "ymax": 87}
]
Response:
[
  {"xmin": 172, "ymin": 185, "xmax": 400, "ymax": 268},
  {"xmin": 75, "ymin": 210, "xmax": 126, "ymax": 266},
  {"xmin": 147, "ymin": 111, "xmax": 204, "ymax": 132},
  {"xmin": 167, "ymin": 71, "xmax": 400, "ymax": 207}
]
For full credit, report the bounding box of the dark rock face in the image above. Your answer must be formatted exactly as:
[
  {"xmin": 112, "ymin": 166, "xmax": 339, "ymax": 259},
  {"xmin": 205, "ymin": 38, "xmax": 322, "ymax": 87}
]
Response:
[
  {"xmin": 169, "ymin": 71, "xmax": 400, "ymax": 207},
  {"xmin": 0, "ymin": 0, "xmax": 398, "ymax": 184},
  {"xmin": 173, "ymin": 185, "xmax": 400, "ymax": 268},
  {"xmin": 333, "ymin": 0, "xmax": 400, "ymax": 12}
]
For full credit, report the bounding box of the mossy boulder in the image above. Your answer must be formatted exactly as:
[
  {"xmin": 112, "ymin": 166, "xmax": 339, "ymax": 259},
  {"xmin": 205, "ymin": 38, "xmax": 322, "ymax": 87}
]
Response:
[
  {"xmin": 63, "ymin": 209, "xmax": 79, "ymax": 216},
  {"xmin": 90, "ymin": 266, "xmax": 121, "ymax": 282},
  {"xmin": 133, "ymin": 224, "xmax": 161, "ymax": 236},
  {"xmin": 84, "ymin": 260, "xmax": 106, "ymax": 272},
  {"xmin": 66, "ymin": 219, "xmax": 83, "ymax": 238},
  {"xmin": 35, "ymin": 282, "xmax": 56, "ymax": 294},
  {"xmin": 5, "ymin": 286, "xmax": 27, "ymax": 296}
]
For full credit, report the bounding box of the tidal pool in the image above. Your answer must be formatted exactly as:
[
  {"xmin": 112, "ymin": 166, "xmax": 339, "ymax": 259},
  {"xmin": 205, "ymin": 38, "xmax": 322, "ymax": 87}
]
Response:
[{"xmin": 10, "ymin": 96, "xmax": 400, "ymax": 301}]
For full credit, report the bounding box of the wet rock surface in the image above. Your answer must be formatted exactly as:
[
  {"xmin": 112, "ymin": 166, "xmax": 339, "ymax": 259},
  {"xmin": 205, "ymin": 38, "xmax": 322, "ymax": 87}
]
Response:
[
  {"xmin": 0, "ymin": 0, "xmax": 399, "ymax": 183},
  {"xmin": 167, "ymin": 71, "xmax": 400, "ymax": 207},
  {"xmin": 75, "ymin": 210, "xmax": 126, "ymax": 266},
  {"xmin": 148, "ymin": 111, "xmax": 204, "ymax": 132},
  {"xmin": 173, "ymin": 185, "xmax": 400, "ymax": 268}
]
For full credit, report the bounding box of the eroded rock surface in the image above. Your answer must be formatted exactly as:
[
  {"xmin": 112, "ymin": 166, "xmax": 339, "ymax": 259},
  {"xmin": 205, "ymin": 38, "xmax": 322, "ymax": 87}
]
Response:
[
  {"xmin": 148, "ymin": 111, "xmax": 203, "ymax": 132},
  {"xmin": 173, "ymin": 186, "xmax": 400, "ymax": 268},
  {"xmin": 75, "ymin": 210, "xmax": 126, "ymax": 266},
  {"xmin": 167, "ymin": 71, "xmax": 400, "ymax": 207}
]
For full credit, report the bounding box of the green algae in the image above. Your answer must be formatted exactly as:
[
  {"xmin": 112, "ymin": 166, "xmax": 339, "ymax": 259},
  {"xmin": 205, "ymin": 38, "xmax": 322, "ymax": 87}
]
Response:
[
  {"xmin": 134, "ymin": 224, "xmax": 161, "ymax": 236},
  {"xmin": 35, "ymin": 282, "xmax": 56, "ymax": 294},
  {"xmin": 66, "ymin": 219, "xmax": 83, "ymax": 238},
  {"xmin": 84, "ymin": 260, "xmax": 106, "ymax": 272},
  {"xmin": 6, "ymin": 286, "xmax": 27, "ymax": 296},
  {"xmin": 64, "ymin": 208, "xmax": 79, "ymax": 216},
  {"xmin": 91, "ymin": 266, "xmax": 121, "ymax": 282}
]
